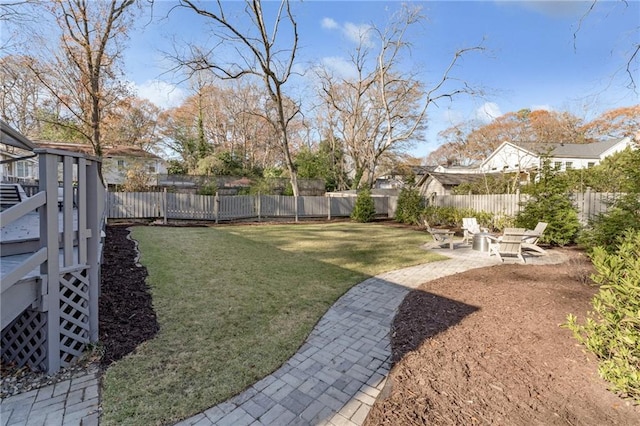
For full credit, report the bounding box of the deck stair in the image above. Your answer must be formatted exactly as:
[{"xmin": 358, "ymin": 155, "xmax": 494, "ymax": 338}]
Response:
[{"xmin": 1, "ymin": 183, "xmax": 27, "ymax": 210}]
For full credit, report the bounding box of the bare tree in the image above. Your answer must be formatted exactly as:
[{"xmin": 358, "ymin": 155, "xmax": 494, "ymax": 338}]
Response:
[
  {"xmin": 317, "ymin": 4, "xmax": 484, "ymax": 189},
  {"xmin": 22, "ymin": 0, "xmax": 139, "ymax": 157},
  {"xmin": 574, "ymin": 0, "xmax": 639, "ymax": 90},
  {"xmin": 177, "ymin": 0, "xmax": 302, "ymax": 195},
  {"xmin": 0, "ymin": 55, "xmax": 43, "ymax": 135}
]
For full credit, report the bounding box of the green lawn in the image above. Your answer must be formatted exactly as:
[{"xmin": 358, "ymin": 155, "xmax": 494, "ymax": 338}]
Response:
[{"xmin": 100, "ymin": 222, "xmax": 446, "ymax": 425}]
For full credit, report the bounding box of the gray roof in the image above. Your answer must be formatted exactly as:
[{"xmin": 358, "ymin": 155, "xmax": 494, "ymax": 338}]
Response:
[
  {"xmin": 427, "ymin": 172, "xmax": 490, "ymax": 186},
  {"xmin": 513, "ymin": 138, "xmax": 624, "ymax": 159}
]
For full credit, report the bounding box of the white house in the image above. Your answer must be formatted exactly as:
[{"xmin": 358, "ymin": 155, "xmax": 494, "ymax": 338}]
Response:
[
  {"xmin": 0, "ymin": 141, "xmax": 39, "ymax": 182},
  {"xmin": 34, "ymin": 141, "xmax": 167, "ymax": 186},
  {"xmin": 481, "ymin": 137, "xmax": 635, "ymax": 173}
]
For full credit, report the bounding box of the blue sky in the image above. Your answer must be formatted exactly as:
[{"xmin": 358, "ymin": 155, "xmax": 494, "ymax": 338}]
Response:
[{"xmin": 124, "ymin": 1, "xmax": 639, "ymax": 160}]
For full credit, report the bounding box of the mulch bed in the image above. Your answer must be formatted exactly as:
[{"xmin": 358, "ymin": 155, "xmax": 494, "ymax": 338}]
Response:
[
  {"xmin": 364, "ymin": 248, "xmax": 640, "ymax": 425},
  {"xmin": 98, "ymin": 224, "xmax": 159, "ymax": 366}
]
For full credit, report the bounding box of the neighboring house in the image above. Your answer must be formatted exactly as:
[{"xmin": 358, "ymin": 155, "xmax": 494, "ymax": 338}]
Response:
[
  {"xmin": 374, "ymin": 166, "xmax": 438, "ymax": 189},
  {"xmin": 34, "ymin": 141, "xmax": 167, "ymax": 187},
  {"xmin": 481, "ymin": 137, "xmax": 635, "ymax": 173},
  {"xmin": 416, "ymin": 172, "xmax": 498, "ymax": 196},
  {"xmin": 0, "ymin": 141, "xmax": 39, "ymax": 182}
]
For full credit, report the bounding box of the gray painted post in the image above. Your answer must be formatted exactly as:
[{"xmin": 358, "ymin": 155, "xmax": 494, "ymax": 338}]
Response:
[
  {"xmin": 86, "ymin": 159, "xmax": 101, "ymax": 342},
  {"xmin": 295, "ymin": 196, "xmax": 299, "ymax": 222},
  {"xmin": 62, "ymin": 156, "xmax": 74, "ymax": 267},
  {"xmin": 327, "ymin": 196, "xmax": 331, "ymax": 220},
  {"xmin": 40, "ymin": 153, "xmax": 61, "ymax": 374},
  {"xmin": 77, "ymin": 158, "xmax": 88, "ymax": 265}
]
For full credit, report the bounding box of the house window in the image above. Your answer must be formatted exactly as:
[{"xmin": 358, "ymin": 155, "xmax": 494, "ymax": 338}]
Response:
[
  {"xmin": 16, "ymin": 161, "xmax": 30, "ymax": 177},
  {"xmin": 587, "ymin": 162, "xmax": 595, "ymax": 168},
  {"xmin": 554, "ymin": 161, "xmax": 562, "ymax": 170},
  {"xmin": 565, "ymin": 162, "xmax": 573, "ymax": 170},
  {"xmin": 117, "ymin": 159, "xmax": 125, "ymax": 170},
  {"xmin": 148, "ymin": 165, "xmax": 156, "ymax": 173}
]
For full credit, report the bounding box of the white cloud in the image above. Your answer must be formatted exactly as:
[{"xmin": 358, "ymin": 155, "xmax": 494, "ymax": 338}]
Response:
[
  {"xmin": 134, "ymin": 80, "xmax": 186, "ymax": 110},
  {"xmin": 321, "ymin": 17, "xmax": 373, "ymax": 47},
  {"xmin": 320, "ymin": 56, "xmax": 358, "ymax": 80},
  {"xmin": 530, "ymin": 104, "xmax": 553, "ymax": 112},
  {"xmin": 442, "ymin": 109, "xmax": 465, "ymax": 126},
  {"xmin": 475, "ymin": 102, "xmax": 502, "ymax": 122},
  {"xmin": 343, "ymin": 22, "xmax": 373, "ymax": 46},
  {"xmin": 321, "ymin": 17, "xmax": 338, "ymax": 30}
]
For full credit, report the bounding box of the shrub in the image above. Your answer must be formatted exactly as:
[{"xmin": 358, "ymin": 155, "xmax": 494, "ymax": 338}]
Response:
[
  {"xmin": 516, "ymin": 160, "xmax": 581, "ymax": 246},
  {"xmin": 578, "ymin": 148, "xmax": 640, "ymax": 253},
  {"xmin": 420, "ymin": 206, "xmax": 493, "ymax": 229},
  {"xmin": 395, "ymin": 187, "xmax": 424, "ymax": 225},
  {"xmin": 565, "ymin": 230, "xmax": 640, "ymax": 403},
  {"xmin": 351, "ymin": 188, "xmax": 376, "ymax": 223},
  {"xmin": 197, "ymin": 181, "xmax": 218, "ymax": 196},
  {"xmin": 121, "ymin": 164, "xmax": 152, "ymax": 192}
]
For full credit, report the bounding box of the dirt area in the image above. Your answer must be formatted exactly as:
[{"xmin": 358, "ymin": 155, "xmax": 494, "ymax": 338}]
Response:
[
  {"xmin": 96, "ymin": 224, "xmax": 638, "ymax": 424},
  {"xmin": 364, "ymin": 248, "xmax": 640, "ymax": 425}
]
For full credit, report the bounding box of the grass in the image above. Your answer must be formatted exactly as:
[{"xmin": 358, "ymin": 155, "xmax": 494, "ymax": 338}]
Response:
[{"xmin": 100, "ymin": 221, "xmax": 446, "ymax": 425}]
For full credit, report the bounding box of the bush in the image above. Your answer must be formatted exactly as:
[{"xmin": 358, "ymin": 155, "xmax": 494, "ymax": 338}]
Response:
[
  {"xmin": 565, "ymin": 230, "xmax": 640, "ymax": 403},
  {"xmin": 121, "ymin": 164, "xmax": 152, "ymax": 192},
  {"xmin": 420, "ymin": 206, "xmax": 493, "ymax": 229},
  {"xmin": 578, "ymin": 149, "xmax": 640, "ymax": 253},
  {"xmin": 197, "ymin": 181, "xmax": 218, "ymax": 196},
  {"xmin": 516, "ymin": 160, "xmax": 581, "ymax": 246},
  {"xmin": 395, "ymin": 187, "xmax": 424, "ymax": 225},
  {"xmin": 351, "ymin": 188, "xmax": 376, "ymax": 223}
]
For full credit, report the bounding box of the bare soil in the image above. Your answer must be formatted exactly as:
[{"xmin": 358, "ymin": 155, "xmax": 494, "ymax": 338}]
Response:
[{"xmin": 99, "ymin": 223, "xmax": 640, "ymax": 425}]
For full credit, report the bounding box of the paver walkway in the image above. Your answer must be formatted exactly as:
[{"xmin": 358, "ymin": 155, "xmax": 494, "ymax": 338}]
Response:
[
  {"xmin": 0, "ymin": 366, "xmax": 100, "ymax": 426},
  {"xmin": 173, "ymin": 245, "xmax": 566, "ymax": 426},
  {"xmin": 0, "ymin": 244, "xmax": 567, "ymax": 426}
]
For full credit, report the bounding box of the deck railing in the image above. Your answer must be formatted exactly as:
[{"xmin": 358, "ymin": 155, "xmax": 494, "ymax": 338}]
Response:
[{"xmin": 0, "ymin": 148, "xmax": 105, "ymax": 374}]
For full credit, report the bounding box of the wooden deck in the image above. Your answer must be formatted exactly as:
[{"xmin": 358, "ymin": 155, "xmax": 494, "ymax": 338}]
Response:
[{"xmin": 1, "ymin": 210, "xmax": 84, "ymax": 331}]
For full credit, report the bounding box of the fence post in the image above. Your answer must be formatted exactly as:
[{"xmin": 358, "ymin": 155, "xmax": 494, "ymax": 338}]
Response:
[
  {"xmin": 257, "ymin": 193, "xmax": 261, "ymax": 221},
  {"xmin": 584, "ymin": 187, "xmax": 592, "ymax": 223},
  {"xmin": 295, "ymin": 195, "xmax": 299, "ymax": 222},
  {"xmin": 163, "ymin": 188, "xmax": 168, "ymax": 224},
  {"xmin": 214, "ymin": 192, "xmax": 219, "ymax": 224},
  {"xmin": 327, "ymin": 196, "xmax": 331, "ymax": 221}
]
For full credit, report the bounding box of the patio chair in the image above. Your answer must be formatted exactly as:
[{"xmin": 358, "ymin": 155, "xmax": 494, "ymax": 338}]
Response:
[
  {"xmin": 462, "ymin": 217, "xmax": 488, "ymax": 245},
  {"xmin": 489, "ymin": 227, "xmax": 526, "ymax": 263},
  {"xmin": 423, "ymin": 220, "xmax": 455, "ymax": 250},
  {"xmin": 521, "ymin": 222, "xmax": 548, "ymax": 255}
]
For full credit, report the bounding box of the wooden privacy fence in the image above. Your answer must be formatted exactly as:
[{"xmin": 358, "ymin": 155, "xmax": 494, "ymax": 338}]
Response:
[
  {"xmin": 429, "ymin": 189, "xmax": 621, "ymax": 223},
  {"xmin": 107, "ymin": 191, "xmax": 392, "ymax": 222},
  {"xmin": 106, "ymin": 189, "xmax": 619, "ymax": 224}
]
